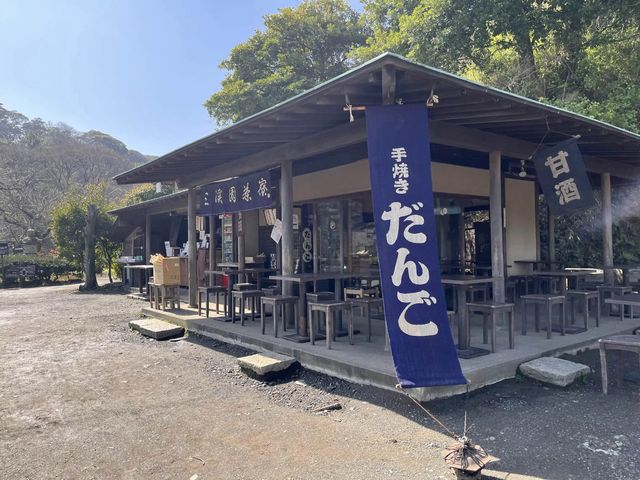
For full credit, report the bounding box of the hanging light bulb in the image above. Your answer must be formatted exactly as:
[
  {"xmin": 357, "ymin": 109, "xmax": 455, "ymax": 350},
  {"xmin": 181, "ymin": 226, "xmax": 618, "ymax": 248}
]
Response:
[{"xmin": 518, "ymin": 159, "xmax": 527, "ymax": 178}]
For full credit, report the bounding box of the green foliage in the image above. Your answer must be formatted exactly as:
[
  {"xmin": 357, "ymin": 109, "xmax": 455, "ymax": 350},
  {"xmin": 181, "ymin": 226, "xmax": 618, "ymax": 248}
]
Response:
[
  {"xmin": 0, "ymin": 254, "xmax": 79, "ymax": 285},
  {"xmin": 120, "ymin": 183, "xmax": 175, "ymax": 207},
  {"xmin": 204, "ymin": 0, "xmax": 366, "ymax": 125},
  {"xmin": 353, "ymin": 0, "xmax": 640, "ymax": 130},
  {"xmin": 50, "ymin": 182, "xmax": 121, "ymax": 280}
]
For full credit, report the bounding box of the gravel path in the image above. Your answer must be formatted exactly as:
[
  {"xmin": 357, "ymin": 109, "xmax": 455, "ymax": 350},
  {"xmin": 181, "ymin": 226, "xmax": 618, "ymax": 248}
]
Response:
[{"xmin": 1, "ymin": 284, "xmax": 638, "ymax": 479}]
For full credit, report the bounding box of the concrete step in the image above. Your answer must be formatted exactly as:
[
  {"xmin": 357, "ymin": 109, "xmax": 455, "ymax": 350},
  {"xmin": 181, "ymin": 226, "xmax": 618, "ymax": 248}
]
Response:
[
  {"xmin": 519, "ymin": 357, "xmax": 590, "ymax": 387},
  {"xmin": 238, "ymin": 352, "xmax": 298, "ymax": 380},
  {"xmin": 129, "ymin": 318, "xmax": 184, "ymax": 340}
]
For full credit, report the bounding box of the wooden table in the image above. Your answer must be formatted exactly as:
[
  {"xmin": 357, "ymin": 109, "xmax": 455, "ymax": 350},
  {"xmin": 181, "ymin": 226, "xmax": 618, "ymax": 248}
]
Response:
[
  {"xmin": 529, "ymin": 270, "xmax": 598, "ymax": 295},
  {"xmin": 123, "ymin": 265, "xmax": 154, "ymax": 294},
  {"xmin": 270, "ymin": 272, "xmax": 375, "ymax": 342},
  {"xmin": 441, "ymin": 275, "xmax": 496, "ymax": 358},
  {"xmin": 514, "ymin": 260, "xmax": 563, "ymax": 271}
]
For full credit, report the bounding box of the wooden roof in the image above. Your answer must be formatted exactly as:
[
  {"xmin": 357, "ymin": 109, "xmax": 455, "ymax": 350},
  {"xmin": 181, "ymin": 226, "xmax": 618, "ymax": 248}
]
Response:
[{"xmin": 114, "ymin": 53, "xmax": 640, "ymax": 186}]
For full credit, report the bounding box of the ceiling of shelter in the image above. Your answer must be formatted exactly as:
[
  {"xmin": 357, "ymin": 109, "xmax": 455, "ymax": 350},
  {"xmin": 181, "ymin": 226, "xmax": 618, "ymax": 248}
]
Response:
[{"xmin": 114, "ymin": 54, "xmax": 640, "ymax": 186}]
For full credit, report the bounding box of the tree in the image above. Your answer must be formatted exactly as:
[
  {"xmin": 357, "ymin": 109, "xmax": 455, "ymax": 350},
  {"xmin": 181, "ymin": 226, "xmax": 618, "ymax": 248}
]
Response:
[
  {"xmin": 204, "ymin": 0, "xmax": 366, "ymax": 125},
  {"xmin": 50, "ymin": 183, "xmax": 121, "ymax": 284},
  {"xmin": 353, "ymin": 0, "xmax": 640, "ymax": 124}
]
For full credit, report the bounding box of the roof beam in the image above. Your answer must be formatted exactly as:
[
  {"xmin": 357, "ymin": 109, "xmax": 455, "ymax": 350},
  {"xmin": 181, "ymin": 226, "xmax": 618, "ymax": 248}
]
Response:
[
  {"xmin": 176, "ymin": 115, "xmax": 638, "ymax": 189},
  {"xmin": 176, "ymin": 119, "xmax": 368, "ymax": 189}
]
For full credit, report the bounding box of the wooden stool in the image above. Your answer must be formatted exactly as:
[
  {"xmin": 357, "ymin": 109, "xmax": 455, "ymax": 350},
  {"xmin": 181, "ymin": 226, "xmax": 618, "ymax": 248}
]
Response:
[
  {"xmin": 233, "ymin": 282, "xmax": 257, "ymax": 291},
  {"xmin": 307, "ymin": 291, "xmax": 334, "ymax": 302},
  {"xmin": 231, "ymin": 289, "xmax": 263, "ymax": 325},
  {"xmin": 467, "ymin": 302, "xmax": 515, "ymax": 353},
  {"xmin": 148, "ymin": 282, "xmax": 159, "ymax": 308},
  {"xmin": 260, "ymin": 295, "xmax": 298, "ymax": 337},
  {"xmin": 157, "ymin": 284, "xmax": 180, "ymax": 310},
  {"xmin": 346, "ymin": 297, "xmax": 383, "ymax": 342},
  {"xmin": 308, "ymin": 300, "xmax": 351, "ymax": 349},
  {"xmin": 261, "ymin": 287, "xmax": 282, "ymax": 297},
  {"xmin": 599, "ymin": 335, "xmax": 640, "ymax": 394},
  {"xmin": 521, "ymin": 294, "xmax": 565, "ymax": 338},
  {"xmin": 198, "ymin": 285, "xmax": 226, "ymax": 317},
  {"xmin": 566, "ymin": 290, "xmax": 600, "ymax": 329}
]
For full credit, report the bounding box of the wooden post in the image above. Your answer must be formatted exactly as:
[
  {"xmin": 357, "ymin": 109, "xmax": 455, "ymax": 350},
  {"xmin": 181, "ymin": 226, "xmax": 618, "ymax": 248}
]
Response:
[
  {"xmin": 548, "ymin": 209, "xmax": 556, "ymax": 264},
  {"xmin": 208, "ymin": 214, "xmax": 216, "ymax": 287},
  {"xmin": 280, "ymin": 161, "xmax": 294, "ymax": 277},
  {"xmin": 280, "ymin": 160, "xmax": 296, "ymax": 330},
  {"xmin": 187, "ymin": 188, "xmax": 198, "ymax": 307},
  {"xmin": 382, "ymin": 65, "xmax": 396, "ymax": 105},
  {"xmin": 490, "ymin": 151, "xmax": 505, "ymax": 303},
  {"xmin": 83, "ymin": 204, "xmax": 98, "ymax": 290},
  {"xmin": 602, "ymin": 172, "xmax": 614, "ymax": 283},
  {"xmin": 145, "ymin": 213, "xmax": 151, "ymax": 263},
  {"xmin": 237, "ymin": 211, "xmax": 245, "ymax": 282}
]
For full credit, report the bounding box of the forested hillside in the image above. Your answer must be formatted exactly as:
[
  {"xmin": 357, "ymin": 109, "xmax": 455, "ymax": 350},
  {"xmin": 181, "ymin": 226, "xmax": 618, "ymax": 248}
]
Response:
[{"xmin": 0, "ymin": 103, "xmax": 152, "ymax": 244}]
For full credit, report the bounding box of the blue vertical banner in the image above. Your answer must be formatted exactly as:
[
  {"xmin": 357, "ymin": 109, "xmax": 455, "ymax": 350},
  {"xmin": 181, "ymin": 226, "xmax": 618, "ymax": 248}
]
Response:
[
  {"xmin": 532, "ymin": 138, "xmax": 595, "ymax": 215},
  {"xmin": 366, "ymin": 104, "xmax": 466, "ymax": 388}
]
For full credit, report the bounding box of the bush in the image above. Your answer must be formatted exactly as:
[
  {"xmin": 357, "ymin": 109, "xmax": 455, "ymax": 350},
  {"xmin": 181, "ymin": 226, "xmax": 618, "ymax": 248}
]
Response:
[{"xmin": 0, "ymin": 254, "xmax": 80, "ymax": 286}]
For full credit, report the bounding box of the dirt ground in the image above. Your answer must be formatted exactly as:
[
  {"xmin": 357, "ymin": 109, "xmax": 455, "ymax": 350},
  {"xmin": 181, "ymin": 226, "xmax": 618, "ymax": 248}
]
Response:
[{"xmin": 1, "ymin": 284, "xmax": 639, "ymax": 480}]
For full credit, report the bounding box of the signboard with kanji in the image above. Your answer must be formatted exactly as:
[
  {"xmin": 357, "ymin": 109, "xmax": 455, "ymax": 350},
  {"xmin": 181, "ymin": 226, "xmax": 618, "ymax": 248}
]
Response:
[
  {"xmin": 198, "ymin": 170, "xmax": 275, "ymax": 215},
  {"xmin": 532, "ymin": 138, "xmax": 595, "ymax": 215}
]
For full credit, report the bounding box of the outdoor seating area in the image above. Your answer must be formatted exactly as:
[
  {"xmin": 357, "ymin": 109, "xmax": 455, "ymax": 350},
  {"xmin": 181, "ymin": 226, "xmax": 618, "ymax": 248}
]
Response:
[{"xmin": 144, "ymin": 261, "xmax": 640, "ymax": 364}]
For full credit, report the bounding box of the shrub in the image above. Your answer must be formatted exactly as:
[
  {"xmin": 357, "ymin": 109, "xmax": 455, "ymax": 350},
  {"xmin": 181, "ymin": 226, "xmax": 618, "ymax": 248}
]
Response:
[{"xmin": 0, "ymin": 254, "xmax": 80, "ymax": 286}]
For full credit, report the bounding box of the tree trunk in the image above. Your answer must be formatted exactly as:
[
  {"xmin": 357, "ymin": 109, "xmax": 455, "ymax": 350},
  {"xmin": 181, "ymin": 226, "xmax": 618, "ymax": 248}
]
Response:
[
  {"xmin": 83, "ymin": 204, "xmax": 98, "ymax": 290},
  {"xmin": 514, "ymin": 30, "xmax": 544, "ymax": 98}
]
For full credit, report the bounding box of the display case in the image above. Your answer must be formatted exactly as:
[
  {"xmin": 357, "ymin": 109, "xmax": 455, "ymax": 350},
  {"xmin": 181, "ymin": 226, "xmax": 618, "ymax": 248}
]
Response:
[{"xmin": 221, "ymin": 214, "xmax": 235, "ymax": 263}]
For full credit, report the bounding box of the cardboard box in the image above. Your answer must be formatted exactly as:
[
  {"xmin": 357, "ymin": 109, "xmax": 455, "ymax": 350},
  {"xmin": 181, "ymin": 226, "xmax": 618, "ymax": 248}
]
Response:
[{"xmin": 151, "ymin": 256, "xmax": 181, "ymax": 285}]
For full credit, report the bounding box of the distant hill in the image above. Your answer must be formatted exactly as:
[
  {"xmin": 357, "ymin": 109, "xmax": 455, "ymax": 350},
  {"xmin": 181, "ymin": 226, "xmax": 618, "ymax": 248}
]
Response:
[{"xmin": 0, "ymin": 103, "xmax": 155, "ymax": 244}]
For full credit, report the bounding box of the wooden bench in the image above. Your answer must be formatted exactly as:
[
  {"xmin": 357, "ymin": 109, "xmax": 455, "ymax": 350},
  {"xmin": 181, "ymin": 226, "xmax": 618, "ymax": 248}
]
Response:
[
  {"xmin": 604, "ymin": 292, "xmax": 640, "ymax": 321},
  {"xmin": 599, "ymin": 335, "xmax": 640, "ymax": 394},
  {"xmin": 148, "ymin": 282, "xmax": 180, "ymax": 310}
]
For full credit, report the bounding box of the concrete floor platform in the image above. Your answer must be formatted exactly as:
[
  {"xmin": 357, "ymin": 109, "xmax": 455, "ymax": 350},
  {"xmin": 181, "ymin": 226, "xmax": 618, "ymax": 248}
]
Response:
[{"xmin": 141, "ymin": 302, "xmax": 640, "ymax": 401}]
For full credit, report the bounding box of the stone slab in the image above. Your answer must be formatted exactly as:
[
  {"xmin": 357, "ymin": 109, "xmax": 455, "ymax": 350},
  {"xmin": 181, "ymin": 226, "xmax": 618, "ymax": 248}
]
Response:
[
  {"xmin": 129, "ymin": 318, "xmax": 184, "ymax": 340},
  {"xmin": 519, "ymin": 357, "xmax": 590, "ymax": 387},
  {"xmin": 238, "ymin": 353, "xmax": 297, "ymax": 376}
]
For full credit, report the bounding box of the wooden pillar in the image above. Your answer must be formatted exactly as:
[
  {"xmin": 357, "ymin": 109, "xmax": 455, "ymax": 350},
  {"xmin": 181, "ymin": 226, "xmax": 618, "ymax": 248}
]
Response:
[
  {"xmin": 548, "ymin": 209, "xmax": 556, "ymax": 263},
  {"xmin": 187, "ymin": 188, "xmax": 198, "ymax": 307},
  {"xmin": 237, "ymin": 212, "xmax": 245, "ymax": 282},
  {"xmin": 280, "ymin": 160, "xmax": 296, "ymax": 332},
  {"xmin": 280, "ymin": 161, "xmax": 294, "ymax": 279},
  {"xmin": 145, "ymin": 213, "xmax": 151, "ymax": 263},
  {"xmin": 490, "ymin": 151, "xmax": 505, "ymax": 303},
  {"xmin": 602, "ymin": 172, "xmax": 614, "ymax": 283},
  {"xmin": 208, "ymin": 214, "xmax": 216, "ymax": 287}
]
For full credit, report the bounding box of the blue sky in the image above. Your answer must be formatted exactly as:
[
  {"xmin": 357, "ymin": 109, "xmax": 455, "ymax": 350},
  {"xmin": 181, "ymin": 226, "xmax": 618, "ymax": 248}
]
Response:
[{"xmin": 0, "ymin": 0, "xmax": 360, "ymax": 156}]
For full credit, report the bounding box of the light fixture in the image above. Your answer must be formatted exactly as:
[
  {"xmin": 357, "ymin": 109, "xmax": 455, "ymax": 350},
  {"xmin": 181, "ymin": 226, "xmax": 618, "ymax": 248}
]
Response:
[{"xmin": 518, "ymin": 159, "xmax": 527, "ymax": 178}]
